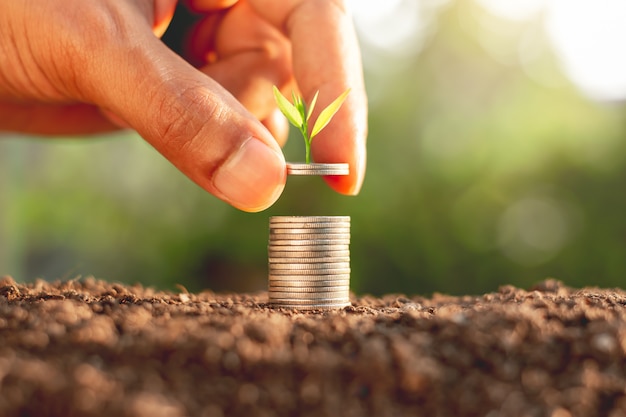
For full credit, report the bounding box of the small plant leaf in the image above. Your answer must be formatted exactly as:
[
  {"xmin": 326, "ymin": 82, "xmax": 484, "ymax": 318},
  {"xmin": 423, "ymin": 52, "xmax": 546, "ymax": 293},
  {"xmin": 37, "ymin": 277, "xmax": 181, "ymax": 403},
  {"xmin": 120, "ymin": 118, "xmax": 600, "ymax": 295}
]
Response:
[
  {"xmin": 306, "ymin": 91, "xmax": 319, "ymax": 122},
  {"xmin": 273, "ymin": 86, "xmax": 303, "ymax": 127},
  {"xmin": 310, "ymin": 88, "xmax": 351, "ymax": 139}
]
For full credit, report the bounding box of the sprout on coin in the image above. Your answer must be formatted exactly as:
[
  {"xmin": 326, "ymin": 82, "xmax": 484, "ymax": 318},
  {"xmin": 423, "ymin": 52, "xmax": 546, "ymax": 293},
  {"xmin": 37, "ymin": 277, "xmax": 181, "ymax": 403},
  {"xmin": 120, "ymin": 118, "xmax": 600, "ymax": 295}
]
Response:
[{"xmin": 272, "ymin": 86, "xmax": 350, "ymax": 164}]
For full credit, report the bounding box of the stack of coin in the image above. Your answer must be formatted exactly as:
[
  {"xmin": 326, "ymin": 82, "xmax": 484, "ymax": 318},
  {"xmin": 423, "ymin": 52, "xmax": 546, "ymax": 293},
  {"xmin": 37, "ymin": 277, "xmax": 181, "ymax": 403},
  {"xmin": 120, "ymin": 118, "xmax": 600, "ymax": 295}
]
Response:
[{"xmin": 268, "ymin": 216, "xmax": 351, "ymax": 310}]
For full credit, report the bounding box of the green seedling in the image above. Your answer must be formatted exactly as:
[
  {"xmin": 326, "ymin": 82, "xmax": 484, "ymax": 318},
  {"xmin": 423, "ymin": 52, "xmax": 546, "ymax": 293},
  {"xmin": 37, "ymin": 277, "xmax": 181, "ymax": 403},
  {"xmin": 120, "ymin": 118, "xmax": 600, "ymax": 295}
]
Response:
[{"xmin": 273, "ymin": 86, "xmax": 350, "ymax": 164}]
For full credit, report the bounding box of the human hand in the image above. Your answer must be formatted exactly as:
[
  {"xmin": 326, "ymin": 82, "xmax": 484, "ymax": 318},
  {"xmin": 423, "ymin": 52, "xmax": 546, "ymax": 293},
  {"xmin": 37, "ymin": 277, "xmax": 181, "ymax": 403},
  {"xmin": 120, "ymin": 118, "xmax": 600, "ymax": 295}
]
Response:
[{"xmin": 0, "ymin": 0, "xmax": 367, "ymax": 211}]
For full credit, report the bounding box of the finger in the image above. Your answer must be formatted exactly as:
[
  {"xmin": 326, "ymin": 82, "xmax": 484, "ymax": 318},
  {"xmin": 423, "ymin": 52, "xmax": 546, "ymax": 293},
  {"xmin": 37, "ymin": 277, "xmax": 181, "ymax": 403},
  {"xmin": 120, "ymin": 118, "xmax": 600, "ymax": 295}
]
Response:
[
  {"xmin": 77, "ymin": 2, "xmax": 286, "ymax": 212},
  {"xmin": 261, "ymin": 108, "xmax": 289, "ymax": 147},
  {"xmin": 189, "ymin": 2, "xmax": 293, "ymax": 120},
  {"xmin": 248, "ymin": 0, "xmax": 368, "ymax": 195},
  {"xmin": 185, "ymin": 0, "xmax": 238, "ymax": 12},
  {"xmin": 153, "ymin": 0, "xmax": 178, "ymax": 37}
]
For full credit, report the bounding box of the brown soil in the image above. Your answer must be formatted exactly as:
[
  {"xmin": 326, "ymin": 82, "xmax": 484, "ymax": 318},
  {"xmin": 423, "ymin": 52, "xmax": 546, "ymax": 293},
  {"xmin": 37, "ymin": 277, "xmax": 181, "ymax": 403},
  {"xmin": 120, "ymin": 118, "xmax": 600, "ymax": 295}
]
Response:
[{"xmin": 1, "ymin": 276, "xmax": 625, "ymax": 417}]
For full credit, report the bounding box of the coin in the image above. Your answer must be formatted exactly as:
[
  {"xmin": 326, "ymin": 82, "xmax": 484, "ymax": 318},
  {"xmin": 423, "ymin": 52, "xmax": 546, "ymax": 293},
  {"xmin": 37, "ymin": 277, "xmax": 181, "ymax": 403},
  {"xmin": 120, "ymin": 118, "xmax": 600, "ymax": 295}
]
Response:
[
  {"xmin": 269, "ymin": 233, "xmax": 351, "ymax": 242},
  {"xmin": 268, "ymin": 239, "xmax": 350, "ymax": 249},
  {"xmin": 269, "ymin": 268, "xmax": 351, "ymax": 276},
  {"xmin": 268, "ymin": 252, "xmax": 350, "ymax": 265},
  {"xmin": 269, "ymin": 262, "xmax": 349, "ymax": 271},
  {"xmin": 268, "ymin": 285, "xmax": 350, "ymax": 292},
  {"xmin": 270, "ymin": 303, "xmax": 351, "ymax": 310},
  {"xmin": 269, "ymin": 239, "xmax": 351, "ymax": 247},
  {"xmin": 268, "ymin": 285, "xmax": 348, "ymax": 290},
  {"xmin": 268, "ymin": 292, "xmax": 349, "ymax": 298},
  {"xmin": 270, "ymin": 228, "xmax": 350, "ymax": 235},
  {"xmin": 269, "ymin": 274, "xmax": 350, "ymax": 282},
  {"xmin": 268, "ymin": 290, "xmax": 348, "ymax": 299},
  {"xmin": 268, "ymin": 285, "xmax": 349, "ymax": 292},
  {"xmin": 268, "ymin": 280, "xmax": 350, "ymax": 288},
  {"xmin": 269, "ymin": 248, "xmax": 350, "ymax": 258},
  {"xmin": 268, "ymin": 256, "xmax": 350, "ymax": 264},
  {"xmin": 269, "ymin": 224, "xmax": 350, "ymax": 231},
  {"xmin": 269, "ymin": 297, "xmax": 350, "ymax": 305},
  {"xmin": 270, "ymin": 216, "xmax": 350, "ymax": 223},
  {"xmin": 269, "ymin": 270, "xmax": 351, "ymax": 277},
  {"xmin": 268, "ymin": 244, "xmax": 350, "ymax": 252},
  {"xmin": 286, "ymin": 163, "xmax": 349, "ymax": 176},
  {"xmin": 268, "ymin": 281, "xmax": 350, "ymax": 288}
]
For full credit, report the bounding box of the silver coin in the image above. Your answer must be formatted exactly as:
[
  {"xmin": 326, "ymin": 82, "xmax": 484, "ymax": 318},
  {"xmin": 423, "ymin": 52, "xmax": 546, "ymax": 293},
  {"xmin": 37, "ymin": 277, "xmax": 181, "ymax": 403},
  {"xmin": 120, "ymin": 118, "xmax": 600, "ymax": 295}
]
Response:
[
  {"xmin": 267, "ymin": 252, "xmax": 349, "ymax": 260},
  {"xmin": 269, "ymin": 239, "xmax": 350, "ymax": 246},
  {"xmin": 269, "ymin": 258, "xmax": 349, "ymax": 264},
  {"xmin": 269, "ymin": 293, "xmax": 349, "ymax": 300},
  {"xmin": 268, "ymin": 284, "xmax": 349, "ymax": 292},
  {"xmin": 269, "ymin": 262, "xmax": 349, "ymax": 270},
  {"xmin": 269, "ymin": 287, "xmax": 348, "ymax": 294},
  {"xmin": 269, "ymin": 289, "xmax": 348, "ymax": 297},
  {"xmin": 269, "ymin": 299, "xmax": 350, "ymax": 307},
  {"xmin": 269, "ymin": 267, "xmax": 350, "ymax": 275},
  {"xmin": 268, "ymin": 244, "xmax": 349, "ymax": 252},
  {"xmin": 286, "ymin": 163, "xmax": 349, "ymax": 176},
  {"xmin": 267, "ymin": 279, "xmax": 350, "ymax": 290},
  {"xmin": 268, "ymin": 284, "xmax": 350, "ymax": 291},
  {"xmin": 269, "ymin": 297, "xmax": 349, "ymax": 305},
  {"xmin": 267, "ymin": 288, "xmax": 350, "ymax": 299},
  {"xmin": 269, "ymin": 267, "xmax": 351, "ymax": 276},
  {"xmin": 268, "ymin": 262, "xmax": 349, "ymax": 269},
  {"xmin": 270, "ymin": 302, "xmax": 351, "ymax": 310},
  {"xmin": 269, "ymin": 248, "xmax": 350, "ymax": 258},
  {"xmin": 268, "ymin": 255, "xmax": 350, "ymax": 263},
  {"xmin": 286, "ymin": 168, "xmax": 349, "ymax": 176},
  {"xmin": 269, "ymin": 222, "xmax": 351, "ymax": 231},
  {"xmin": 269, "ymin": 233, "xmax": 351, "ymax": 242},
  {"xmin": 268, "ymin": 292, "xmax": 349, "ymax": 298},
  {"xmin": 268, "ymin": 283, "xmax": 350, "ymax": 294},
  {"xmin": 268, "ymin": 248, "xmax": 350, "ymax": 256},
  {"xmin": 268, "ymin": 279, "xmax": 350, "ymax": 287},
  {"xmin": 268, "ymin": 271, "xmax": 350, "ymax": 278},
  {"xmin": 267, "ymin": 288, "xmax": 350, "ymax": 300},
  {"xmin": 269, "ymin": 232, "xmax": 349, "ymax": 239},
  {"xmin": 269, "ymin": 295, "xmax": 348, "ymax": 302},
  {"xmin": 268, "ymin": 238, "xmax": 351, "ymax": 246},
  {"xmin": 270, "ymin": 227, "xmax": 350, "ymax": 235},
  {"xmin": 287, "ymin": 169, "xmax": 346, "ymax": 176},
  {"xmin": 269, "ymin": 272, "xmax": 350, "ymax": 280},
  {"xmin": 268, "ymin": 256, "xmax": 350, "ymax": 264},
  {"xmin": 270, "ymin": 218, "xmax": 350, "ymax": 224},
  {"xmin": 270, "ymin": 216, "xmax": 350, "ymax": 223},
  {"xmin": 269, "ymin": 274, "xmax": 350, "ymax": 282}
]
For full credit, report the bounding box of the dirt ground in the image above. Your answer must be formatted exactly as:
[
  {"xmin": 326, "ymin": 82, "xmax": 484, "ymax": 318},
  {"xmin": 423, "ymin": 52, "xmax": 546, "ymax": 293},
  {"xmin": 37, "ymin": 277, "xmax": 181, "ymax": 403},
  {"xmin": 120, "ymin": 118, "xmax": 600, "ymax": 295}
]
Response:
[{"xmin": 1, "ymin": 276, "xmax": 626, "ymax": 417}]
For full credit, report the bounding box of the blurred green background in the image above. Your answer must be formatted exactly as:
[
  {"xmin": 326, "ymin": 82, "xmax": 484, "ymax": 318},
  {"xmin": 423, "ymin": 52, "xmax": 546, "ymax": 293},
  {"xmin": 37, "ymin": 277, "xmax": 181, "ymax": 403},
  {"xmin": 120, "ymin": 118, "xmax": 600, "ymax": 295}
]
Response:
[{"xmin": 2, "ymin": 0, "xmax": 626, "ymax": 295}]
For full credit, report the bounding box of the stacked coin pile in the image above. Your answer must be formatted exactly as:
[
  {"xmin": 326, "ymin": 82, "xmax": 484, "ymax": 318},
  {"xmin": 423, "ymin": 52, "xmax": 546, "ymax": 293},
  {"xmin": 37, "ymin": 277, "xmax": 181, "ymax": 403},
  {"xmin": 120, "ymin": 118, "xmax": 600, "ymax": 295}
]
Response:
[{"xmin": 268, "ymin": 216, "xmax": 351, "ymax": 310}]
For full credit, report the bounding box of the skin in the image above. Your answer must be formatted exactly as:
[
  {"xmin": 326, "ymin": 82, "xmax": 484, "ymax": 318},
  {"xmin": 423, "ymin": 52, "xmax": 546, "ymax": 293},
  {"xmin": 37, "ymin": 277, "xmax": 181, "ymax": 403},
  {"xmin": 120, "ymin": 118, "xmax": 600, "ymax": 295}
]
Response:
[{"xmin": 0, "ymin": 0, "xmax": 367, "ymax": 212}]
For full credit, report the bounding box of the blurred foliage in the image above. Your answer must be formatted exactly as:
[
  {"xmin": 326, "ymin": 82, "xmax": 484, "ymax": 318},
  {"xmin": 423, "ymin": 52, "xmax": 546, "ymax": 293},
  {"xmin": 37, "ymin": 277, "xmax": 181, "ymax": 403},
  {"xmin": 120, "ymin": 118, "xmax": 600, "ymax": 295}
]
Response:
[{"xmin": 2, "ymin": 0, "xmax": 626, "ymax": 295}]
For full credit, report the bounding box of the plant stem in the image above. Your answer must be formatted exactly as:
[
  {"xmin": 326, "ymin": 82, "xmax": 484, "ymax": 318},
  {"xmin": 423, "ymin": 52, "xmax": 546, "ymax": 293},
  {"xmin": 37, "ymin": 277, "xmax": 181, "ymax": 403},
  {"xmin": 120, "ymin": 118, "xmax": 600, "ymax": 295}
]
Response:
[
  {"xmin": 300, "ymin": 115, "xmax": 311, "ymax": 164},
  {"xmin": 305, "ymin": 139, "xmax": 311, "ymax": 164}
]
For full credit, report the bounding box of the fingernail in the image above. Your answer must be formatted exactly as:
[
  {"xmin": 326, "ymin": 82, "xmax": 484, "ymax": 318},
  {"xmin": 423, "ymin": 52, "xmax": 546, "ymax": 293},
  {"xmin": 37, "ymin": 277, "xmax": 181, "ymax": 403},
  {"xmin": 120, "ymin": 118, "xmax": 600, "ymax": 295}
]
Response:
[{"xmin": 213, "ymin": 138, "xmax": 286, "ymax": 212}]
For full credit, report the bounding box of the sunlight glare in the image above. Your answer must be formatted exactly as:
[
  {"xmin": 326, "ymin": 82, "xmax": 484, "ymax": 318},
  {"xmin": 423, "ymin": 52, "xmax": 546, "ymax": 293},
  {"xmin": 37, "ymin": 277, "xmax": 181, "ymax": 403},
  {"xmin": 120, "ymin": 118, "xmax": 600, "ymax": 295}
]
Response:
[
  {"xmin": 347, "ymin": 0, "xmax": 419, "ymax": 52},
  {"xmin": 478, "ymin": 0, "xmax": 626, "ymax": 101},
  {"xmin": 546, "ymin": 0, "xmax": 626, "ymax": 101},
  {"xmin": 475, "ymin": 0, "xmax": 547, "ymax": 21},
  {"xmin": 346, "ymin": 0, "xmax": 442, "ymax": 54}
]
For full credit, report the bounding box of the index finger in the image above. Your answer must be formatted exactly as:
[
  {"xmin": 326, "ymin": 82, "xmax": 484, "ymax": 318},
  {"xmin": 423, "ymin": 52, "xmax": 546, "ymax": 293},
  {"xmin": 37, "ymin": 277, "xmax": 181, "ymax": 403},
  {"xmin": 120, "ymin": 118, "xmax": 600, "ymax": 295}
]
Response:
[{"xmin": 248, "ymin": 0, "xmax": 368, "ymax": 195}]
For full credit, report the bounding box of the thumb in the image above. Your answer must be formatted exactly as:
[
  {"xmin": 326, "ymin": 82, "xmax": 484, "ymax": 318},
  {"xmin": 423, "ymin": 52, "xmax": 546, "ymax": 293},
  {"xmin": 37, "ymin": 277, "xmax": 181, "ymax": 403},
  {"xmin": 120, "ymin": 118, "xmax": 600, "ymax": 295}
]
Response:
[{"xmin": 82, "ymin": 4, "xmax": 286, "ymax": 212}]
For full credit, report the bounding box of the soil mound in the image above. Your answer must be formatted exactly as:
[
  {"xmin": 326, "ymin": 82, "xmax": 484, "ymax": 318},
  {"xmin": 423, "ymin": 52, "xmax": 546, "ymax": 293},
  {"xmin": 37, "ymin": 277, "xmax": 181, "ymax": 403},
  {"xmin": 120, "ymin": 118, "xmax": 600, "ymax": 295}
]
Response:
[{"xmin": 1, "ymin": 276, "xmax": 625, "ymax": 416}]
